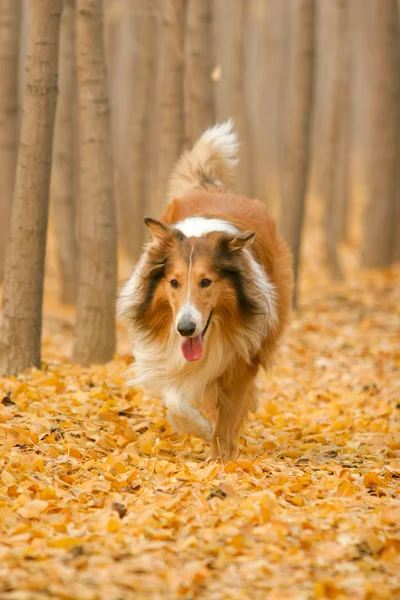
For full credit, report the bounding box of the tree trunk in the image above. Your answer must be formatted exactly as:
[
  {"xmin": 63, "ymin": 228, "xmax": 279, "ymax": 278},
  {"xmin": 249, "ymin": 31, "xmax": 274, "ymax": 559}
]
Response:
[
  {"xmin": 73, "ymin": 0, "xmax": 117, "ymax": 365},
  {"xmin": 52, "ymin": 0, "xmax": 78, "ymax": 305},
  {"xmin": 18, "ymin": 0, "xmax": 31, "ymax": 124},
  {"xmin": 103, "ymin": 0, "xmax": 118, "ymax": 79},
  {"xmin": 0, "ymin": 1, "xmax": 21, "ymax": 282},
  {"xmin": 344, "ymin": 0, "xmax": 370, "ymax": 244},
  {"xmin": 308, "ymin": 1, "xmax": 335, "ymax": 205},
  {"xmin": 150, "ymin": 0, "xmax": 185, "ymax": 216},
  {"xmin": 324, "ymin": 0, "xmax": 349, "ymax": 280},
  {"xmin": 126, "ymin": 4, "xmax": 153, "ymax": 259},
  {"xmin": 212, "ymin": 0, "xmax": 251, "ymax": 196},
  {"xmin": 278, "ymin": 0, "xmax": 315, "ymax": 307},
  {"xmin": 143, "ymin": 4, "xmax": 159, "ymax": 221},
  {"xmin": 334, "ymin": 88, "xmax": 350, "ymax": 244},
  {"xmin": 393, "ymin": 137, "xmax": 400, "ymax": 262},
  {"xmin": 245, "ymin": 0, "xmax": 285, "ymax": 213},
  {"xmin": 184, "ymin": 0, "xmax": 213, "ymax": 146},
  {"xmin": 0, "ymin": 0, "xmax": 62, "ymax": 377},
  {"xmin": 112, "ymin": 1, "xmax": 153, "ymax": 261},
  {"xmin": 332, "ymin": 1, "xmax": 351, "ymax": 245},
  {"xmin": 361, "ymin": 0, "xmax": 400, "ymax": 268}
]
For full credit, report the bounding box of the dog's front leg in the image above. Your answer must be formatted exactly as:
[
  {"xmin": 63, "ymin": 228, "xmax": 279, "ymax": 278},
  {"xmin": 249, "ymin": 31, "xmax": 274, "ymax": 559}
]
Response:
[
  {"xmin": 165, "ymin": 390, "xmax": 213, "ymax": 441},
  {"xmin": 210, "ymin": 366, "xmax": 258, "ymax": 461},
  {"xmin": 210, "ymin": 394, "xmax": 242, "ymax": 460}
]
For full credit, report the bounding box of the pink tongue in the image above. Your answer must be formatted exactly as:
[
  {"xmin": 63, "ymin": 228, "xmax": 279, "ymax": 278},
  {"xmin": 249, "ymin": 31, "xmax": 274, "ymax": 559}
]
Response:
[{"xmin": 181, "ymin": 335, "xmax": 203, "ymax": 361}]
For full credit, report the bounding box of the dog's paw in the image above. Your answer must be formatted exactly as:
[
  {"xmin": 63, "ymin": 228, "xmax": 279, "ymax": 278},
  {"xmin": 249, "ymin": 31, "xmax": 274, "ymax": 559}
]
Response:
[
  {"xmin": 210, "ymin": 436, "xmax": 238, "ymax": 462},
  {"xmin": 168, "ymin": 406, "xmax": 213, "ymax": 442},
  {"xmin": 197, "ymin": 414, "xmax": 213, "ymax": 442}
]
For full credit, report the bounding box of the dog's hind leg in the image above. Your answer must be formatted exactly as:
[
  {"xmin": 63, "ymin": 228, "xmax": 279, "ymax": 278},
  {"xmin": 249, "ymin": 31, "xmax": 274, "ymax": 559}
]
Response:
[{"xmin": 165, "ymin": 390, "xmax": 213, "ymax": 441}]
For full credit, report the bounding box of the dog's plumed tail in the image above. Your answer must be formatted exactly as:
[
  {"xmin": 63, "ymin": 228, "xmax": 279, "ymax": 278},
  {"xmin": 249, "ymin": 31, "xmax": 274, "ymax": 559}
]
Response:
[{"xmin": 167, "ymin": 119, "xmax": 239, "ymax": 201}]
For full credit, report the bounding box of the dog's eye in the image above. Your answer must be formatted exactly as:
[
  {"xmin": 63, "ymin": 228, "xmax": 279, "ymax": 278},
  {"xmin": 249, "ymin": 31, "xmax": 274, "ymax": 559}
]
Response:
[
  {"xmin": 170, "ymin": 279, "xmax": 179, "ymax": 289},
  {"xmin": 200, "ymin": 278, "xmax": 212, "ymax": 288}
]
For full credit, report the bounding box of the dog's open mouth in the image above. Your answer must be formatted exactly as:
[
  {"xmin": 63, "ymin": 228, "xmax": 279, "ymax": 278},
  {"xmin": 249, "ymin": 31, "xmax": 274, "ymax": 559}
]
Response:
[{"xmin": 181, "ymin": 311, "xmax": 213, "ymax": 362}]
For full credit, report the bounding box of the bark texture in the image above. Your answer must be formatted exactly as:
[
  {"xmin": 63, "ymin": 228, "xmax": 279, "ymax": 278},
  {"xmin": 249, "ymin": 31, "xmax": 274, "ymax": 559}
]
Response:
[
  {"xmin": 212, "ymin": 0, "xmax": 251, "ymax": 195},
  {"xmin": 324, "ymin": 0, "xmax": 349, "ymax": 280},
  {"xmin": 361, "ymin": 0, "xmax": 400, "ymax": 267},
  {"xmin": 332, "ymin": 1, "xmax": 351, "ymax": 245},
  {"xmin": 0, "ymin": 0, "xmax": 62, "ymax": 376},
  {"xmin": 150, "ymin": 0, "xmax": 185, "ymax": 216},
  {"xmin": 52, "ymin": 0, "xmax": 78, "ymax": 304},
  {"xmin": 278, "ymin": 0, "xmax": 315, "ymax": 307},
  {"xmin": 184, "ymin": 0, "xmax": 213, "ymax": 146},
  {"xmin": 308, "ymin": 1, "xmax": 335, "ymax": 203},
  {"xmin": 18, "ymin": 0, "xmax": 31, "ymax": 122},
  {"xmin": 394, "ymin": 142, "xmax": 400, "ymax": 262},
  {"xmin": 0, "ymin": 0, "xmax": 21, "ymax": 281},
  {"xmin": 112, "ymin": 1, "xmax": 153, "ymax": 261},
  {"xmin": 245, "ymin": 0, "xmax": 285, "ymax": 212},
  {"xmin": 73, "ymin": 0, "xmax": 117, "ymax": 365},
  {"xmin": 144, "ymin": 4, "xmax": 159, "ymax": 222}
]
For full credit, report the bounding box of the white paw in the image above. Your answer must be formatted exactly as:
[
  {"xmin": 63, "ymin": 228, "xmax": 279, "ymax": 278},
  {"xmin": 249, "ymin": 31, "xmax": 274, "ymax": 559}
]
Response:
[
  {"xmin": 196, "ymin": 412, "xmax": 213, "ymax": 441},
  {"xmin": 168, "ymin": 406, "xmax": 213, "ymax": 441},
  {"xmin": 165, "ymin": 390, "xmax": 213, "ymax": 442}
]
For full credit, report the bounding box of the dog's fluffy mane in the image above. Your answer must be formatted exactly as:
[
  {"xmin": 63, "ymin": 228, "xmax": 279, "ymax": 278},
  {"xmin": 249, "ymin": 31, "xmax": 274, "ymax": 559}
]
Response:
[{"xmin": 117, "ymin": 220, "xmax": 277, "ymax": 398}]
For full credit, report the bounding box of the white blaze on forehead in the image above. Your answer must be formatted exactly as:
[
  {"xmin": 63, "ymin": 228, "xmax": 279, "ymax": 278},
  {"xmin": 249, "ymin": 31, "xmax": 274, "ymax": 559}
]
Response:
[
  {"xmin": 173, "ymin": 217, "xmax": 238, "ymax": 335},
  {"xmin": 176, "ymin": 240, "xmax": 203, "ymax": 333},
  {"xmin": 174, "ymin": 217, "xmax": 238, "ymax": 237},
  {"xmin": 187, "ymin": 244, "xmax": 194, "ymax": 302}
]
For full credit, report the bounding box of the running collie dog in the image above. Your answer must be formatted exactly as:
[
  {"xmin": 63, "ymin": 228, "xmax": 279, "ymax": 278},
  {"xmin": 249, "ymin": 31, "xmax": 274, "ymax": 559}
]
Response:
[{"xmin": 118, "ymin": 121, "xmax": 293, "ymax": 459}]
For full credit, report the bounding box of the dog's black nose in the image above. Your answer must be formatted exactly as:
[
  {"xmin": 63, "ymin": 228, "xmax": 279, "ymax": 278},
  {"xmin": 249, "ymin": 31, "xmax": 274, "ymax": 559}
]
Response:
[{"xmin": 177, "ymin": 320, "xmax": 196, "ymax": 337}]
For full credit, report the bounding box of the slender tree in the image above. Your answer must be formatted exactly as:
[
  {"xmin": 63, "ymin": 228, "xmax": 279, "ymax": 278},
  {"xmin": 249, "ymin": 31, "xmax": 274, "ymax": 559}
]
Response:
[
  {"xmin": 361, "ymin": 0, "xmax": 400, "ymax": 268},
  {"xmin": 212, "ymin": 0, "xmax": 251, "ymax": 195},
  {"xmin": 73, "ymin": 0, "xmax": 117, "ymax": 365},
  {"xmin": 184, "ymin": 0, "xmax": 214, "ymax": 146},
  {"xmin": 245, "ymin": 0, "xmax": 285, "ymax": 212},
  {"xmin": 150, "ymin": 0, "xmax": 185, "ymax": 216},
  {"xmin": 332, "ymin": 2, "xmax": 351, "ymax": 245},
  {"xmin": 0, "ymin": 0, "xmax": 62, "ymax": 376},
  {"xmin": 343, "ymin": 0, "xmax": 370, "ymax": 235},
  {"xmin": 391, "ymin": 8, "xmax": 400, "ymax": 264},
  {"xmin": 144, "ymin": 3, "xmax": 159, "ymax": 221},
  {"xmin": 393, "ymin": 145, "xmax": 400, "ymax": 262},
  {"xmin": 0, "ymin": 1, "xmax": 21, "ymax": 282},
  {"xmin": 307, "ymin": 1, "xmax": 335, "ymax": 206},
  {"xmin": 324, "ymin": 0, "xmax": 349, "ymax": 280},
  {"xmin": 52, "ymin": 0, "xmax": 78, "ymax": 304},
  {"xmin": 18, "ymin": 0, "xmax": 31, "ymax": 123},
  {"xmin": 278, "ymin": 0, "xmax": 315, "ymax": 307},
  {"xmin": 112, "ymin": 1, "xmax": 153, "ymax": 261},
  {"xmin": 103, "ymin": 0, "xmax": 118, "ymax": 78}
]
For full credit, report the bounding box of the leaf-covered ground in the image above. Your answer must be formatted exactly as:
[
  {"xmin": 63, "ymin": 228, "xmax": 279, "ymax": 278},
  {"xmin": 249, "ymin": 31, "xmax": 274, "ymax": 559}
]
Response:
[{"xmin": 1, "ymin": 228, "xmax": 399, "ymax": 599}]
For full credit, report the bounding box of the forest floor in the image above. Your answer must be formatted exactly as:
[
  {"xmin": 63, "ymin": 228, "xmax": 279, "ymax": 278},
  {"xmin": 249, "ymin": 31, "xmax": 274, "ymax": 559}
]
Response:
[{"xmin": 0, "ymin": 212, "xmax": 399, "ymax": 600}]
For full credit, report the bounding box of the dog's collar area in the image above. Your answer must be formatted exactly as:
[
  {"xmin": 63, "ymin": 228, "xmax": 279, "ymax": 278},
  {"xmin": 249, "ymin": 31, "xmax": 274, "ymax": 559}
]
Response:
[{"xmin": 202, "ymin": 310, "xmax": 213, "ymax": 337}]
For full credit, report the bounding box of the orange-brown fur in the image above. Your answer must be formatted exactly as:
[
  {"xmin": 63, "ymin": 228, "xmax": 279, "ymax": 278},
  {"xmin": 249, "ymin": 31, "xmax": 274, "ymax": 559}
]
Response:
[
  {"xmin": 160, "ymin": 189, "xmax": 292, "ymax": 458},
  {"xmin": 162, "ymin": 189, "xmax": 293, "ymax": 353},
  {"xmin": 118, "ymin": 122, "xmax": 293, "ymax": 460}
]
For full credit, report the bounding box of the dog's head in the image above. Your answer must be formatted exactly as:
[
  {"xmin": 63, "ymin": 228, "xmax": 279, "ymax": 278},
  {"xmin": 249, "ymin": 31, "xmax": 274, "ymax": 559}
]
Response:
[{"xmin": 118, "ymin": 217, "xmax": 276, "ymax": 362}]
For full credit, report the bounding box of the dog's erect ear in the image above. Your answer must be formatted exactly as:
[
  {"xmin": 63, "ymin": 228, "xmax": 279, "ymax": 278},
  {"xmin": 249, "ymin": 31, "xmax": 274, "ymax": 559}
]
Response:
[
  {"xmin": 144, "ymin": 217, "xmax": 186, "ymax": 247},
  {"xmin": 144, "ymin": 217, "xmax": 174, "ymax": 245},
  {"xmin": 228, "ymin": 231, "xmax": 255, "ymax": 252}
]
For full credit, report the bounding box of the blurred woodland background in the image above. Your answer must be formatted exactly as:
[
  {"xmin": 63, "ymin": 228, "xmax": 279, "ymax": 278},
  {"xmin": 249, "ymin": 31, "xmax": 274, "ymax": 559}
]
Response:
[{"xmin": 0, "ymin": 0, "xmax": 399, "ymax": 376}]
